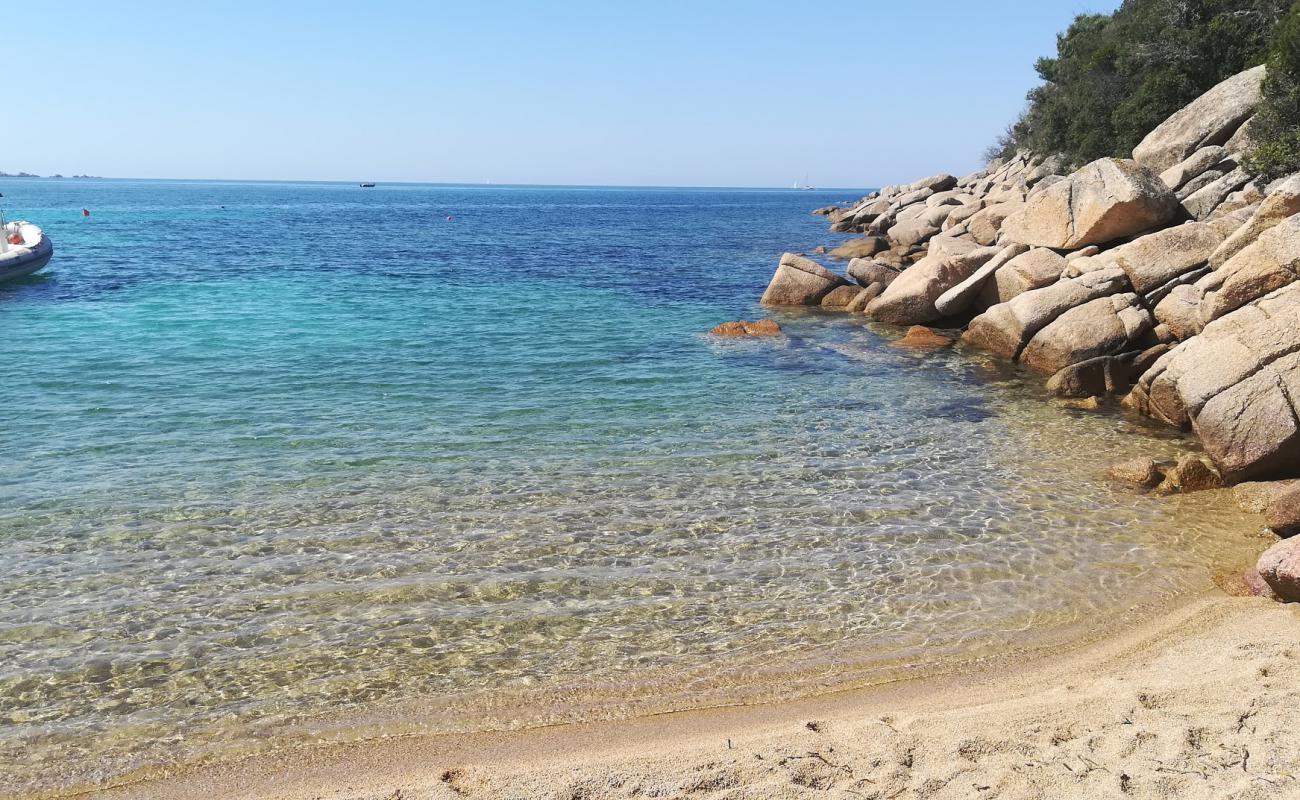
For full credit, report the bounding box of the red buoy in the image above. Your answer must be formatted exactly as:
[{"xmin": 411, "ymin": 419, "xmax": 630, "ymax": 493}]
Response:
[{"xmin": 82, "ymin": 208, "xmax": 90, "ymax": 217}]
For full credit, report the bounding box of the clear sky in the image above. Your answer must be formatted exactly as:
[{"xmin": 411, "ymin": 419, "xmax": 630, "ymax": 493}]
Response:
[{"xmin": 10, "ymin": 1, "xmax": 1119, "ymax": 187}]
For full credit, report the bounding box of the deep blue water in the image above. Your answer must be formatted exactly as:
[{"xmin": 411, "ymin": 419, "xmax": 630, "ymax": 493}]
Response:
[{"xmin": 0, "ymin": 180, "xmax": 1260, "ymax": 791}]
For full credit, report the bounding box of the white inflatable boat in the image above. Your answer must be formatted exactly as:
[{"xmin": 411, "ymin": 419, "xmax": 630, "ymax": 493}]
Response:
[{"xmin": 0, "ymin": 221, "xmax": 53, "ymax": 283}]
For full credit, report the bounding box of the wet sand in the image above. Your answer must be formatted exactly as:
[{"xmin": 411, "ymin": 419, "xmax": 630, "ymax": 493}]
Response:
[{"xmin": 80, "ymin": 593, "xmax": 1300, "ymax": 800}]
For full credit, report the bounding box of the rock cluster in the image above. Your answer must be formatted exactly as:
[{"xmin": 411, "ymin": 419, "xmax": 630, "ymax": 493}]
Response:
[{"xmin": 769, "ymin": 65, "xmax": 1300, "ymax": 491}]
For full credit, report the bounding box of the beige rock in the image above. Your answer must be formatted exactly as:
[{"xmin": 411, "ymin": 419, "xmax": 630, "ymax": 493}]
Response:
[
  {"xmin": 911, "ymin": 174, "xmax": 957, "ymax": 193},
  {"xmin": 1210, "ymin": 175, "xmax": 1300, "ymax": 267},
  {"xmin": 962, "ymin": 266, "xmax": 1131, "ymax": 360},
  {"xmin": 1200, "ymin": 214, "xmax": 1300, "ymax": 323},
  {"xmin": 760, "ymin": 253, "xmax": 851, "ymax": 306},
  {"xmin": 819, "ymin": 284, "xmax": 862, "ymax": 308},
  {"xmin": 933, "ymin": 243, "xmax": 1028, "ymax": 317},
  {"xmin": 978, "ymin": 248, "xmax": 1069, "ymax": 308},
  {"xmin": 828, "ymin": 236, "xmax": 888, "ymax": 261},
  {"xmin": 1020, "ymin": 292, "xmax": 1153, "ymax": 374},
  {"xmin": 1265, "ymin": 483, "xmax": 1300, "ymax": 537},
  {"xmin": 1000, "ymin": 158, "xmax": 1179, "ymax": 249},
  {"xmin": 1127, "ymin": 281, "xmax": 1300, "ymax": 480},
  {"xmin": 1133, "ymin": 65, "xmax": 1266, "ymax": 173},
  {"xmin": 1153, "ymin": 284, "xmax": 1204, "ymax": 341},
  {"xmin": 942, "ymin": 201, "xmax": 984, "ymax": 231},
  {"xmin": 1182, "ymin": 167, "xmax": 1251, "ymax": 220},
  {"xmin": 847, "ymin": 258, "xmax": 900, "ymax": 287},
  {"xmin": 1158, "ymin": 146, "xmax": 1230, "ymax": 191},
  {"xmin": 966, "ymin": 202, "xmax": 1024, "ymax": 246},
  {"xmin": 865, "ymin": 246, "xmax": 1002, "ymax": 325},
  {"xmin": 1102, "ymin": 222, "xmax": 1224, "ymax": 297},
  {"xmin": 845, "ymin": 284, "xmax": 883, "ymax": 313}
]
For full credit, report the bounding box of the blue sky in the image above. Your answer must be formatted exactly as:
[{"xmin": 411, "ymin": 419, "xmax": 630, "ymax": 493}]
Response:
[{"xmin": 11, "ymin": 1, "xmax": 1118, "ymax": 186}]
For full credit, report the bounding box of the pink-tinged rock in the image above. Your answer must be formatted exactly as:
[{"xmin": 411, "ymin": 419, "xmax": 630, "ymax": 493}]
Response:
[{"xmin": 1257, "ymin": 536, "xmax": 1300, "ymax": 602}]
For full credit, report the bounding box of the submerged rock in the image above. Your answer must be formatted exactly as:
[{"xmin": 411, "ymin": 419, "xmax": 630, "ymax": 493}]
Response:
[
  {"xmin": 1154, "ymin": 454, "xmax": 1223, "ymax": 494},
  {"xmin": 892, "ymin": 326, "xmax": 955, "ymax": 349},
  {"xmin": 710, "ymin": 319, "xmax": 782, "ymax": 337},
  {"xmin": 1108, "ymin": 457, "xmax": 1163, "ymax": 489}
]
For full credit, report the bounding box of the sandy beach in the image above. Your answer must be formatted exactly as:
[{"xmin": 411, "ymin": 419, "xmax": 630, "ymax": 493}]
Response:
[{"xmin": 79, "ymin": 592, "xmax": 1297, "ymax": 800}]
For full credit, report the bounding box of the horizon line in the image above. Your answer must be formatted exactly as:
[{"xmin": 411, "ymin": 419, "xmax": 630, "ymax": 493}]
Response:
[{"xmin": 0, "ymin": 175, "xmax": 875, "ymax": 193}]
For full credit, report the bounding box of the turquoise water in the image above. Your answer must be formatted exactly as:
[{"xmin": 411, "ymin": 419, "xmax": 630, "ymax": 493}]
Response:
[{"xmin": 0, "ymin": 180, "xmax": 1263, "ymax": 793}]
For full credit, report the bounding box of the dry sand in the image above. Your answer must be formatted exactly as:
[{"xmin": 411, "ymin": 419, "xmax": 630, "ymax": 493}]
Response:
[{"xmin": 80, "ymin": 593, "xmax": 1300, "ymax": 800}]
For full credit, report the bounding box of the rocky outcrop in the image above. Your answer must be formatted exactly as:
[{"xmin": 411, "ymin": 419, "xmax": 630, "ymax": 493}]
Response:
[
  {"xmin": 1132, "ymin": 65, "xmax": 1265, "ymax": 173},
  {"xmin": 1000, "ymin": 159, "xmax": 1179, "ymax": 249},
  {"xmin": 760, "ymin": 253, "xmax": 852, "ymax": 306},
  {"xmin": 780, "ymin": 64, "xmax": 1300, "ymax": 492},
  {"xmin": 1124, "ymin": 278, "xmax": 1300, "ymax": 481}
]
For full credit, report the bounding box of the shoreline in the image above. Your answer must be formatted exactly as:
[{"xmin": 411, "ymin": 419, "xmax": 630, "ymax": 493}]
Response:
[{"xmin": 70, "ymin": 591, "xmax": 1298, "ymax": 800}]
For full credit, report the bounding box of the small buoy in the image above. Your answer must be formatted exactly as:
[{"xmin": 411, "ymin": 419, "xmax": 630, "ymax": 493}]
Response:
[
  {"xmin": 447, "ymin": 215, "xmax": 454, "ymax": 221},
  {"xmin": 82, "ymin": 208, "xmax": 90, "ymax": 217}
]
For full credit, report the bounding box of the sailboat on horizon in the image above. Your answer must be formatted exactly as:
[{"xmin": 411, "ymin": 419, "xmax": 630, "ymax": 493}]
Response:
[{"xmin": 793, "ymin": 174, "xmax": 815, "ymax": 190}]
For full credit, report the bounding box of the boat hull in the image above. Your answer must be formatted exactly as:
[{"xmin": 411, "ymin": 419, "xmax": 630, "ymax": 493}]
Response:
[{"xmin": 0, "ymin": 235, "xmax": 54, "ymax": 283}]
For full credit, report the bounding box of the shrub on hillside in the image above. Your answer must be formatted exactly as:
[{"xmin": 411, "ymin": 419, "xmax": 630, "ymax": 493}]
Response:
[
  {"xmin": 993, "ymin": 0, "xmax": 1291, "ymax": 166},
  {"xmin": 1245, "ymin": 2, "xmax": 1300, "ymax": 179}
]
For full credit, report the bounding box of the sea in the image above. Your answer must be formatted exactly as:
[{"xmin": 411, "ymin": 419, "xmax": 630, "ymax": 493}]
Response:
[{"xmin": 0, "ymin": 179, "xmax": 1264, "ymax": 793}]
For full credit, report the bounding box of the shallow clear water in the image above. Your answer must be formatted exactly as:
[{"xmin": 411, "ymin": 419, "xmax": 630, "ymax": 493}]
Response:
[{"xmin": 0, "ymin": 180, "xmax": 1264, "ymax": 792}]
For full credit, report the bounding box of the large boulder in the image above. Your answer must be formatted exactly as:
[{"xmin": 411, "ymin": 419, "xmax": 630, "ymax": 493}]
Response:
[
  {"xmin": 962, "ymin": 266, "xmax": 1131, "ymax": 360},
  {"xmin": 967, "ymin": 202, "xmax": 1024, "ymax": 246},
  {"xmin": 1265, "ymin": 483, "xmax": 1300, "ymax": 537},
  {"xmin": 1125, "ymin": 280, "xmax": 1300, "ymax": 480},
  {"xmin": 1199, "ymin": 213, "xmax": 1300, "ymax": 323},
  {"xmin": 978, "ymin": 248, "xmax": 1069, "ymax": 307},
  {"xmin": 933, "ymin": 244, "xmax": 1028, "ymax": 317},
  {"xmin": 847, "ymin": 258, "xmax": 901, "ymax": 287},
  {"xmin": 865, "ymin": 246, "xmax": 1002, "ymax": 325},
  {"xmin": 829, "ymin": 236, "xmax": 889, "ymax": 261},
  {"xmin": 1101, "ymin": 222, "xmax": 1224, "ymax": 297},
  {"xmin": 1159, "ymin": 146, "xmax": 1230, "ymax": 191},
  {"xmin": 1000, "ymin": 158, "xmax": 1179, "ymax": 249},
  {"xmin": 1133, "ymin": 65, "xmax": 1265, "ymax": 173},
  {"xmin": 1211, "ymin": 174, "xmax": 1300, "ymax": 268},
  {"xmin": 1020, "ymin": 292, "xmax": 1153, "ymax": 374},
  {"xmin": 911, "ymin": 173, "xmax": 958, "ymax": 193},
  {"xmin": 1182, "ymin": 167, "xmax": 1251, "ymax": 220},
  {"xmin": 760, "ymin": 253, "xmax": 851, "ymax": 306}
]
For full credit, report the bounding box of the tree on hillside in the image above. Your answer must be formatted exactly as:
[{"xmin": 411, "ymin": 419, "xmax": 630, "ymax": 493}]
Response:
[
  {"xmin": 1245, "ymin": 1, "xmax": 1300, "ymax": 179},
  {"xmin": 994, "ymin": 0, "xmax": 1291, "ymax": 166}
]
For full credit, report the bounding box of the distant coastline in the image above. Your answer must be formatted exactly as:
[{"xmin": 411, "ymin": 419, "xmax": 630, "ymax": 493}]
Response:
[{"xmin": 0, "ymin": 171, "xmax": 101, "ymax": 179}]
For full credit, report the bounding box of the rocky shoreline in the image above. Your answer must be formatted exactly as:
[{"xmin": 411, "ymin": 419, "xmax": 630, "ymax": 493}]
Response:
[{"xmin": 756, "ymin": 65, "xmax": 1300, "ymax": 602}]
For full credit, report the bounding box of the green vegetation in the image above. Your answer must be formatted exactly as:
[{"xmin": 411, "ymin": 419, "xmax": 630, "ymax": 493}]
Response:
[
  {"xmin": 1244, "ymin": 2, "xmax": 1300, "ymax": 179},
  {"xmin": 991, "ymin": 0, "xmax": 1293, "ymax": 168}
]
